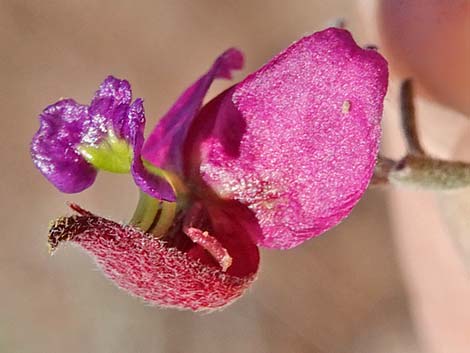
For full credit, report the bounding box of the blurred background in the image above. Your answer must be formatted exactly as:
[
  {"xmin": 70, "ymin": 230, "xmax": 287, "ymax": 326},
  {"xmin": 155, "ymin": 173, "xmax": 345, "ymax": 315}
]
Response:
[{"xmin": 1, "ymin": 1, "xmax": 468, "ymax": 352}]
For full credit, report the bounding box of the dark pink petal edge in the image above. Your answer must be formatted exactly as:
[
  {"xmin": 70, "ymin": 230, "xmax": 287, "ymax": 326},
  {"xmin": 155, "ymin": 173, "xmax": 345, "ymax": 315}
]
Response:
[
  {"xmin": 191, "ymin": 28, "xmax": 389, "ymax": 249},
  {"xmin": 142, "ymin": 48, "xmax": 243, "ymax": 173},
  {"xmin": 48, "ymin": 204, "xmax": 258, "ymax": 311}
]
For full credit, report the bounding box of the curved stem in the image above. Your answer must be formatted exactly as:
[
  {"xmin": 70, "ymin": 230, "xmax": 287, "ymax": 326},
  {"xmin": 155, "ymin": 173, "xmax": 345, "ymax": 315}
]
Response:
[
  {"xmin": 400, "ymin": 79, "xmax": 426, "ymax": 156},
  {"xmin": 373, "ymin": 79, "xmax": 470, "ymax": 190}
]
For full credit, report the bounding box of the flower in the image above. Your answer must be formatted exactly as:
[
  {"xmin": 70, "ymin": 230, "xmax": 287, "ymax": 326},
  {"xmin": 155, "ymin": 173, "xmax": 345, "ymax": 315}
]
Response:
[{"xmin": 32, "ymin": 28, "xmax": 388, "ymax": 311}]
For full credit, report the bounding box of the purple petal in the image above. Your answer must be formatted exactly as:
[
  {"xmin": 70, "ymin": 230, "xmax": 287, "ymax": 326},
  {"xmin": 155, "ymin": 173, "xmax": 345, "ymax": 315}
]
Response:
[
  {"xmin": 128, "ymin": 99, "xmax": 176, "ymax": 201},
  {"xmin": 88, "ymin": 76, "xmax": 133, "ymax": 142},
  {"xmin": 190, "ymin": 28, "xmax": 388, "ymax": 249},
  {"xmin": 31, "ymin": 99, "xmax": 97, "ymax": 193},
  {"xmin": 142, "ymin": 48, "xmax": 244, "ymax": 173},
  {"xmin": 91, "ymin": 76, "xmax": 132, "ymax": 107},
  {"xmin": 31, "ymin": 76, "xmax": 174, "ymax": 200}
]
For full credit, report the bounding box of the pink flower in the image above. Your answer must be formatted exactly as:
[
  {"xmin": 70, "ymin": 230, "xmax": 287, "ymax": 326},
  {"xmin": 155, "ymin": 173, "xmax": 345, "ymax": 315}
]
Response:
[{"xmin": 34, "ymin": 28, "xmax": 388, "ymax": 311}]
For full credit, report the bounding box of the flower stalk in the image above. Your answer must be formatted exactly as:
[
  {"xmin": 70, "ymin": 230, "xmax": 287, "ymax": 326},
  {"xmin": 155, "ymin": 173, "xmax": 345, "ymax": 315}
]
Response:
[{"xmin": 373, "ymin": 79, "xmax": 470, "ymax": 190}]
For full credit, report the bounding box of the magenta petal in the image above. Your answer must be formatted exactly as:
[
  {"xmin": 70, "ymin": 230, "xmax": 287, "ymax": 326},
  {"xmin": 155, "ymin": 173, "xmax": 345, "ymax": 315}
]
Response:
[
  {"xmin": 193, "ymin": 28, "xmax": 388, "ymax": 249},
  {"xmin": 142, "ymin": 48, "xmax": 243, "ymax": 173}
]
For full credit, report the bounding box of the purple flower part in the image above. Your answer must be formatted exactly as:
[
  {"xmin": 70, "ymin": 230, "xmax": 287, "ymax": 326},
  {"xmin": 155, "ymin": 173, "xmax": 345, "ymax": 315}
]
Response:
[
  {"xmin": 90, "ymin": 77, "xmax": 175, "ymax": 200},
  {"xmin": 142, "ymin": 48, "xmax": 243, "ymax": 173},
  {"xmin": 128, "ymin": 99, "xmax": 176, "ymax": 201},
  {"xmin": 92, "ymin": 75, "xmax": 132, "ymax": 106},
  {"xmin": 31, "ymin": 99, "xmax": 97, "ymax": 193},
  {"xmin": 31, "ymin": 76, "xmax": 175, "ymax": 201},
  {"xmin": 192, "ymin": 28, "xmax": 389, "ymax": 249},
  {"xmin": 84, "ymin": 76, "xmax": 132, "ymax": 146}
]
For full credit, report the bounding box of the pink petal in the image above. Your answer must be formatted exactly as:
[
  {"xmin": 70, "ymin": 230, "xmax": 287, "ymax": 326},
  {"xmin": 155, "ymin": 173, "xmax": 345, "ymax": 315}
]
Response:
[
  {"xmin": 188, "ymin": 28, "xmax": 388, "ymax": 249},
  {"xmin": 48, "ymin": 204, "xmax": 259, "ymax": 311},
  {"xmin": 142, "ymin": 48, "xmax": 243, "ymax": 173}
]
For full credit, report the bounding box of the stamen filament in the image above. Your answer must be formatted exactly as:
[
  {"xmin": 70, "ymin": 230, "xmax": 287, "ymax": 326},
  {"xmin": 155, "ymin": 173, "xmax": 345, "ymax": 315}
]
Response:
[{"xmin": 184, "ymin": 227, "xmax": 232, "ymax": 272}]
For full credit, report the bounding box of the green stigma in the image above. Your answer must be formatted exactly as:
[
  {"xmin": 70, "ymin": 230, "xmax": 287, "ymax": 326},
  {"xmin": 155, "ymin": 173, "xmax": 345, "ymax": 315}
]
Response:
[{"xmin": 77, "ymin": 129, "xmax": 133, "ymax": 173}]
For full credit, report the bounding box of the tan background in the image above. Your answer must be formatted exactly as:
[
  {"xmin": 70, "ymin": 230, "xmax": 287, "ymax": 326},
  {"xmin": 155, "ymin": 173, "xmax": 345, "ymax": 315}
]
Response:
[{"xmin": 0, "ymin": 1, "xmax": 453, "ymax": 352}]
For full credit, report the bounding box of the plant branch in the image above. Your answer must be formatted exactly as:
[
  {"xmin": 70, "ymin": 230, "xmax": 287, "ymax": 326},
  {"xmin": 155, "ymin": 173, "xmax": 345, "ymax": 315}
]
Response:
[
  {"xmin": 372, "ymin": 79, "xmax": 470, "ymax": 190},
  {"xmin": 400, "ymin": 79, "xmax": 425, "ymax": 156}
]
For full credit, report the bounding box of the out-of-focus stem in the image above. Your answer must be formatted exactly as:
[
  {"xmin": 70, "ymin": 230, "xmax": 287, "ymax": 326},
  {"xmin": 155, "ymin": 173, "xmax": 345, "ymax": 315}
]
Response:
[
  {"xmin": 372, "ymin": 79, "xmax": 470, "ymax": 190},
  {"xmin": 372, "ymin": 155, "xmax": 396, "ymax": 185},
  {"xmin": 389, "ymin": 155, "xmax": 470, "ymax": 189},
  {"xmin": 400, "ymin": 79, "xmax": 426, "ymax": 156}
]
